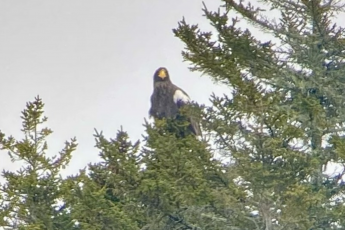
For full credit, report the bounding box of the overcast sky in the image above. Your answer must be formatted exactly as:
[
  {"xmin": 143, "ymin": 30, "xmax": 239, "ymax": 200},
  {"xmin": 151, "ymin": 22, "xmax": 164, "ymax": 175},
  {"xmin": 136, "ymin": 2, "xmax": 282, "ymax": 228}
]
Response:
[
  {"xmin": 1, "ymin": 1, "xmax": 344, "ymax": 178},
  {"xmin": 0, "ymin": 0, "xmax": 232, "ymax": 177}
]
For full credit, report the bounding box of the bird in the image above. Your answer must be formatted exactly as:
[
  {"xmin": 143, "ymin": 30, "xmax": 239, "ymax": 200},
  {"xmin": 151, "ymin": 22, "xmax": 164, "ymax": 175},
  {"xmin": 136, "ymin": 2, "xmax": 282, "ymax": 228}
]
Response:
[{"xmin": 149, "ymin": 67, "xmax": 201, "ymax": 136}]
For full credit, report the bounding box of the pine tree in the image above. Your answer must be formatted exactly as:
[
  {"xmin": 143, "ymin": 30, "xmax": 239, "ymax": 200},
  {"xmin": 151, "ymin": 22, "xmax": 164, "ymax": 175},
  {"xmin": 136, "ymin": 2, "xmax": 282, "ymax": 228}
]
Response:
[
  {"xmin": 0, "ymin": 96, "xmax": 77, "ymax": 230},
  {"xmin": 75, "ymin": 120, "xmax": 225, "ymax": 229},
  {"xmin": 173, "ymin": 0, "xmax": 345, "ymax": 229},
  {"xmin": 137, "ymin": 120, "xmax": 220, "ymax": 229},
  {"xmin": 62, "ymin": 128, "xmax": 142, "ymax": 230},
  {"xmin": 4, "ymin": 1, "xmax": 345, "ymax": 229}
]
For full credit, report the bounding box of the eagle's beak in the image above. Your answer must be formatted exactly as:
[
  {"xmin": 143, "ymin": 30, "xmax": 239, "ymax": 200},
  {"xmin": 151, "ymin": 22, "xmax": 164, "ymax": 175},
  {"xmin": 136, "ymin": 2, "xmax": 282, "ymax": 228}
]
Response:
[{"xmin": 158, "ymin": 69, "xmax": 167, "ymax": 79}]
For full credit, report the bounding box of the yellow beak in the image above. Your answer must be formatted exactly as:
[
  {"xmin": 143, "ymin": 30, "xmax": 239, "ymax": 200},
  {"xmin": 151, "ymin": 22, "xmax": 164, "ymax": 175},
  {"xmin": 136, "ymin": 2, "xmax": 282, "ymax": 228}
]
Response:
[{"xmin": 158, "ymin": 69, "xmax": 167, "ymax": 78}]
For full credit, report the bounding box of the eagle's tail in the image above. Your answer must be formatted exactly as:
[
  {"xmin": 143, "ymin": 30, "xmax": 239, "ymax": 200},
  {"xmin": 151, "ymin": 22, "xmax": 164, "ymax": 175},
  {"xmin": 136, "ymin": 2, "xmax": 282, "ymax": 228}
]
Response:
[{"xmin": 189, "ymin": 117, "xmax": 201, "ymax": 136}]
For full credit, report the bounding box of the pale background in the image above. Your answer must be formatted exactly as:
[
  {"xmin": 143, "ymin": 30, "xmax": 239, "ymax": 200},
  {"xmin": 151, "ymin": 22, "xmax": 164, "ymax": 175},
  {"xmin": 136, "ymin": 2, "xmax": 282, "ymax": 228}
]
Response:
[{"xmin": 0, "ymin": 0, "xmax": 343, "ymax": 179}]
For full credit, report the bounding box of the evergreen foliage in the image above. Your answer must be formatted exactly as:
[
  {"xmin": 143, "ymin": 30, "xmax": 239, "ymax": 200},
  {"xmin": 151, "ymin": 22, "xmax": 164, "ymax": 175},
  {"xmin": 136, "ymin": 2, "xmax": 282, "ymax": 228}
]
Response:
[
  {"xmin": 0, "ymin": 96, "xmax": 77, "ymax": 230},
  {"xmin": 2, "ymin": 1, "xmax": 345, "ymax": 229},
  {"xmin": 172, "ymin": 0, "xmax": 345, "ymax": 228}
]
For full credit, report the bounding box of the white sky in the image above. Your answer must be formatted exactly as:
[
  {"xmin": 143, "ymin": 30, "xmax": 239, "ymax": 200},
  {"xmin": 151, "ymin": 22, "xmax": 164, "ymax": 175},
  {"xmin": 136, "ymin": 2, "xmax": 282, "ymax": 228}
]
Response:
[
  {"xmin": 0, "ymin": 0, "xmax": 231, "ymax": 177},
  {"xmin": 1, "ymin": 0, "xmax": 344, "ymax": 179}
]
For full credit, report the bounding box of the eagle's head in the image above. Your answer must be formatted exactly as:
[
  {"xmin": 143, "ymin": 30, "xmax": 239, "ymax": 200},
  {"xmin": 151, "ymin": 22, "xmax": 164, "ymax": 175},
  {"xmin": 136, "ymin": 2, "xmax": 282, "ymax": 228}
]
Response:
[{"xmin": 154, "ymin": 67, "xmax": 170, "ymax": 82}]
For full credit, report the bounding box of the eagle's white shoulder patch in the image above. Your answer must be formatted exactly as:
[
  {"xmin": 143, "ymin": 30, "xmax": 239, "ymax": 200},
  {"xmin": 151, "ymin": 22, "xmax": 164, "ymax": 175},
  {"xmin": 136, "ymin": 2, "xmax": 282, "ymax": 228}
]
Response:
[{"xmin": 173, "ymin": 89, "xmax": 190, "ymax": 104}]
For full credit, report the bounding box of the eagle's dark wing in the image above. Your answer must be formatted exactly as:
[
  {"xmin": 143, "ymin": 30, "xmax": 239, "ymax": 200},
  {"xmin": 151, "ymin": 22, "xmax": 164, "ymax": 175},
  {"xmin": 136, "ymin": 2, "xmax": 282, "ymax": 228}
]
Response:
[
  {"xmin": 173, "ymin": 87, "xmax": 202, "ymax": 136},
  {"xmin": 149, "ymin": 93, "xmax": 158, "ymax": 118}
]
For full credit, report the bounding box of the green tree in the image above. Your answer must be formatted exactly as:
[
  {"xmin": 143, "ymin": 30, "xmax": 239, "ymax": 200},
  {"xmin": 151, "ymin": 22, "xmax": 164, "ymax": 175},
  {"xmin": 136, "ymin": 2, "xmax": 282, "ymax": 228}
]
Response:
[
  {"xmin": 62, "ymin": 129, "xmax": 142, "ymax": 230},
  {"xmin": 70, "ymin": 119, "xmax": 225, "ymax": 229},
  {"xmin": 137, "ymin": 120, "xmax": 223, "ymax": 229},
  {"xmin": 0, "ymin": 96, "xmax": 77, "ymax": 230},
  {"xmin": 172, "ymin": 0, "xmax": 345, "ymax": 229},
  {"xmin": 4, "ymin": 1, "xmax": 345, "ymax": 229}
]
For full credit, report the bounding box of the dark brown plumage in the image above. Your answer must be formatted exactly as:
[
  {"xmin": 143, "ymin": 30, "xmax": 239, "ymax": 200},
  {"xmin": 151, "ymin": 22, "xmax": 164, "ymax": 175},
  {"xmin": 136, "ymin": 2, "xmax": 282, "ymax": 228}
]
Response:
[{"xmin": 149, "ymin": 67, "xmax": 201, "ymax": 136}]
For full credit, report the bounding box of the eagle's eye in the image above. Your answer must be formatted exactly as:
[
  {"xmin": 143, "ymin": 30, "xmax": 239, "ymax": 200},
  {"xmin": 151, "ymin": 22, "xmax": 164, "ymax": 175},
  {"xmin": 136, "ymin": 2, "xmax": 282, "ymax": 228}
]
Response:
[{"xmin": 158, "ymin": 69, "xmax": 167, "ymax": 79}]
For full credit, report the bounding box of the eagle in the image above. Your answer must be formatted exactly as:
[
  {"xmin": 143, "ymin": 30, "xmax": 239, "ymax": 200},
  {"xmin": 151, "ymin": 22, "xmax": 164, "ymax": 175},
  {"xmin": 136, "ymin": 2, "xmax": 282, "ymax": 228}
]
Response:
[{"xmin": 149, "ymin": 67, "xmax": 201, "ymax": 136}]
